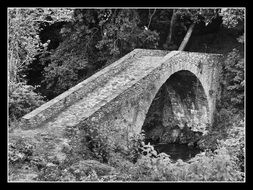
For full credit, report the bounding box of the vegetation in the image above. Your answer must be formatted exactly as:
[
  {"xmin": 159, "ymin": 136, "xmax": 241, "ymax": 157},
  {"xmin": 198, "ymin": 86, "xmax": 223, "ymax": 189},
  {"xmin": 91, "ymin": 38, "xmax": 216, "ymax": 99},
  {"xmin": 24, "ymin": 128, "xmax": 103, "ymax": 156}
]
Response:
[
  {"xmin": 8, "ymin": 8, "xmax": 245, "ymax": 182},
  {"xmin": 8, "ymin": 8, "xmax": 73, "ymax": 128},
  {"xmin": 8, "ymin": 81, "xmax": 45, "ymax": 124}
]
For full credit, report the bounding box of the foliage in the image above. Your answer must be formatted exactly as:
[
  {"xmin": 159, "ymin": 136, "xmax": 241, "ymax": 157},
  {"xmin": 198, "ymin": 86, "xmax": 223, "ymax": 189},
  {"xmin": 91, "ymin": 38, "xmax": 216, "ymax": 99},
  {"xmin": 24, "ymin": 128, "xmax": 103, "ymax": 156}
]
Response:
[
  {"xmin": 219, "ymin": 8, "xmax": 244, "ymax": 29},
  {"xmin": 8, "ymin": 81, "xmax": 45, "ymax": 122},
  {"xmin": 42, "ymin": 39, "xmax": 89, "ymax": 96},
  {"xmin": 128, "ymin": 144, "xmax": 243, "ymax": 181},
  {"xmin": 121, "ymin": 132, "xmax": 146, "ymax": 163},
  {"xmin": 175, "ymin": 9, "xmax": 219, "ymax": 25},
  {"xmin": 42, "ymin": 9, "xmax": 160, "ymax": 97},
  {"xmin": 96, "ymin": 9, "xmax": 159, "ymax": 59},
  {"xmin": 8, "ymin": 120, "xmax": 244, "ymax": 182},
  {"xmin": 221, "ymin": 48, "xmax": 244, "ymax": 113},
  {"xmin": 9, "ymin": 8, "xmax": 245, "ymax": 100},
  {"xmin": 82, "ymin": 123, "xmax": 117, "ymax": 163},
  {"xmin": 8, "ymin": 8, "xmax": 73, "ymax": 82},
  {"xmin": 35, "ymin": 159, "xmax": 119, "ymax": 182},
  {"xmin": 41, "ymin": 8, "xmax": 244, "ymax": 98},
  {"xmin": 8, "ymin": 138, "xmax": 34, "ymax": 166},
  {"xmin": 217, "ymin": 118, "xmax": 245, "ymax": 172},
  {"xmin": 82, "ymin": 122, "xmax": 146, "ymax": 164}
]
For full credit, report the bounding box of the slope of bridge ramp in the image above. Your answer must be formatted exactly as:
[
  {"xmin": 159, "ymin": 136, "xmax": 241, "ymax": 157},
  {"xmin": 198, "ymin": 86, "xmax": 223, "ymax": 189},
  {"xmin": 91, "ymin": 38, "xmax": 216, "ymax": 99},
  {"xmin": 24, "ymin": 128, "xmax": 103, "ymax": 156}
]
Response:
[{"xmin": 21, "ymin": 49, "xmax": 170, "ymax": 130}]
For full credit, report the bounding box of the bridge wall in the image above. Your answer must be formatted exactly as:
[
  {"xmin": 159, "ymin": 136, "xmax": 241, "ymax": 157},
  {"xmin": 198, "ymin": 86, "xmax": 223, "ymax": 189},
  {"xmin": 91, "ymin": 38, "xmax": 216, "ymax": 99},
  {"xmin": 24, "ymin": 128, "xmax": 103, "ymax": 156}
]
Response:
[{"xmin": 78, "ymin": 51, "xmax": 222, "ymax": 148}]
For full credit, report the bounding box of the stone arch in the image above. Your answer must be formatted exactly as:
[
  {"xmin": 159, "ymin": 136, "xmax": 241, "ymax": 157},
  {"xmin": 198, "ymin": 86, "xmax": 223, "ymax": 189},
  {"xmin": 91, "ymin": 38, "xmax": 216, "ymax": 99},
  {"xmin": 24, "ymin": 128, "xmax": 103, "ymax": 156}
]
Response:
[
  {"xmin": 132, "ymin": 58, "xmax": 212, "ymax": 136},
  {"xmin": 142, "ymin": 70, "xmax": 209, "ymax": 143}
]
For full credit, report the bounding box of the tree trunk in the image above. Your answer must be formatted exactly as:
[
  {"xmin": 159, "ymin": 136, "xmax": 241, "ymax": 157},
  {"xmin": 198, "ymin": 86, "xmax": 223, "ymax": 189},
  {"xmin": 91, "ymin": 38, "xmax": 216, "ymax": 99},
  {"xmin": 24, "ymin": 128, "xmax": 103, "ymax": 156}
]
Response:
[
  {"xmin": 178, "ymin": 23, "xmax": 195, "ymax": 51},
  {"xmin": 166, "ymin": 9, "xmax": 176, "ymax": 45}
]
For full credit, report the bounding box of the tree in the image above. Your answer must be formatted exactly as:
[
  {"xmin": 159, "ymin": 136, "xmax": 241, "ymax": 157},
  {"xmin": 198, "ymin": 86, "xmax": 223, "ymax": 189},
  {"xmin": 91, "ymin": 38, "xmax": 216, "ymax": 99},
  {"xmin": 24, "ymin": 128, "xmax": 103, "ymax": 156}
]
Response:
[
  {"xmin": 8, "ymin": 8, "xmax": 73, "ymax": 82},
  {"xmin": 176, "ymin": 8, "xmax": 244, "ymax": 51},
  {"xmin": 25, "ymin": 8, "xmax": 245, "ymax": 99},
  {"xmin": 8, "ymin": 8, "xmax": 74, "ymax": 123},
  {"xmin": 219, "ymin": 8, "xmax": 245, "ymax": 44},
  {"xmin": 222, "ymin": 49, "xmax": 244, "ymax": 113},
  {"xmin": 159, "ymin": 9, "xmax": 219, "ymax": 50},
  {"xmin": 165, "ymin": 9, "xmax": 176, "ymax": 47},
  {"xmin": 218, "ymin": 8, "xmax": 245, "ymax": 114},
  {"xmin": 219, "ymin": 8, "xmax": 244, "ymax": 29},
  {"xmin": 176, "ymin": 9, "xmax": 219, "ymax": 51}
]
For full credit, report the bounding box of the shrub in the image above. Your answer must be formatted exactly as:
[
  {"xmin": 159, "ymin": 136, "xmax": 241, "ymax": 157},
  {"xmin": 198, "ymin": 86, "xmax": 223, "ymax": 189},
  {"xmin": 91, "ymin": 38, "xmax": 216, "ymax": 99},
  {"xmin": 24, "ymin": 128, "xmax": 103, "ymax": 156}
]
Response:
[
  {"xmin": 129, "ymin": 146, "xmax": 244, "ymax": 181},
  {"xmin": 8, "ymin": 81, "xmax": 45, "ymax": 122},
  {"xmin": 123, "ymin": 132, "xmax": 146, "ymax": 163},
  {"xmin": 217, "ymin": 118, "xmax": 245, "ymax": 172},
  {"xmin": 221, "ymin": 48, "xmax": 244, "ymax": 114},
  {"xmin": 123, "ymin": 133, "xmax": 244, "ymax": 182},
  {"xmin": 82, "ymin": 124, "xmax": 147, "ymax": 164},
  {"xmin": 82, "ymin": 124, "xmax": 116, "ymax": 163},
  {"xmin": 8, "ymin": 138, "xmax": 34, "ymax": 166}
]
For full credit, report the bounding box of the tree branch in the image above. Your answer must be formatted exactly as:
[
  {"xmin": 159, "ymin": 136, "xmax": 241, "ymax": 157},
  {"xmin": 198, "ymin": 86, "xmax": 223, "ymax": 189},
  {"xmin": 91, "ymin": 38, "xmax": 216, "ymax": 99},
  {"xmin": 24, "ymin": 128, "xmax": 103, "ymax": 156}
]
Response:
[
  {"xmin": 32, "ymin": 19, "xmax": 55, "ymax": 23},
  {"xmin": 147, "ymin": 9, "xmax": 156, "ymax": 29},
  {"xmin": 86, "ymin": 27, "xmax": 99, "ymax": 50}
]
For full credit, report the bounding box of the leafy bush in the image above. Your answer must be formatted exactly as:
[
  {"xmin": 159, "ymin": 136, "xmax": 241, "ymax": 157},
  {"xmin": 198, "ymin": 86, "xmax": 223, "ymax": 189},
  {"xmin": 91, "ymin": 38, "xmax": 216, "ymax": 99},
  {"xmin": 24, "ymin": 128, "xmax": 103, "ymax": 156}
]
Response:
[
  {"xmin": 221, "ymin": 48, "xmax": 244, "ymax": 114},
  {"xmin": 209, "ymin": 47, "xmax": 244, "ymax": 151},
  {"xmin": 8, "ymin": 81, "xmax": 45, "ymax": 122},
  {"xmin": 217, "ymin": 118, "xmax": 245, "ymax": 172},
  {"xmin": 212, "ymin": 108, "xmax": 233, "ymax": 131},
  {"xmin": 111, "ymin": 130, "xmax": 244, "ymax": 181},
  {"xmin": 82, "ymin": 123, "xmax": 145, "ymax": 164},
  {"xmin": 9, "ymin": 122, "xmax": 244, "ymax": 182},
  {"xmin": 9, "ymin": 138, "xmax": 34, "ymax": 165},
  {"xmin": 82, "ymin": 124, "xmax": 116, "ymax": 163},
  {"xmin": 129, "ymin": 145, "xmax": 244, "ymax": 181},
  {"xmin": 123, "ymin": 132, "xmax": 146, "ymax": 163}
]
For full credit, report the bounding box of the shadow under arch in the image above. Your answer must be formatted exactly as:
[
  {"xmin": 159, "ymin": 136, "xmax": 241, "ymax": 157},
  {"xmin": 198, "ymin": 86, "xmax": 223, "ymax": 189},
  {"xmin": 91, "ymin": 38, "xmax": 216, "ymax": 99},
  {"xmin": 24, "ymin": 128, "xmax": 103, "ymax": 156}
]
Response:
[{"xmin": 141, "ymin": 70, "xmax": 209, "ymax": 144}]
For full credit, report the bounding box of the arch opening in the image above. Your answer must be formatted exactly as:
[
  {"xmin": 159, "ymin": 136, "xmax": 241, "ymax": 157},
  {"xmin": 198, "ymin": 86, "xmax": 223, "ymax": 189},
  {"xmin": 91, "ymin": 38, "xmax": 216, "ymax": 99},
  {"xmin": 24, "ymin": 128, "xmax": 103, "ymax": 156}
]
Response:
[{"xmin": 142, "ymin": 70, "xmax": 209, "ymax": 147}]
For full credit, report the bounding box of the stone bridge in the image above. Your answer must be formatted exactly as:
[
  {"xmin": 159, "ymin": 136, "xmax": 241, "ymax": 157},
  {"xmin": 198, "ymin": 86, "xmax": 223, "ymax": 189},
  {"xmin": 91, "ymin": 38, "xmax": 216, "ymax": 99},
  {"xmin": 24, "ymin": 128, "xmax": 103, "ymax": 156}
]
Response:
[{"xmin": 12, "ymin": 49, "xmax": 222, "ymax": 161}]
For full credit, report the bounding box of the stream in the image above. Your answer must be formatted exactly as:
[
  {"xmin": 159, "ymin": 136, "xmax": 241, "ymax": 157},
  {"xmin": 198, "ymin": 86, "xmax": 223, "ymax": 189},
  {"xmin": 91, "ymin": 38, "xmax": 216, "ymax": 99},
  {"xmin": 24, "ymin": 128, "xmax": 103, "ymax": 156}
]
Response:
[{"xmin": 154, "ymin": 143, "xmax": 202, "ymax": 162}]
